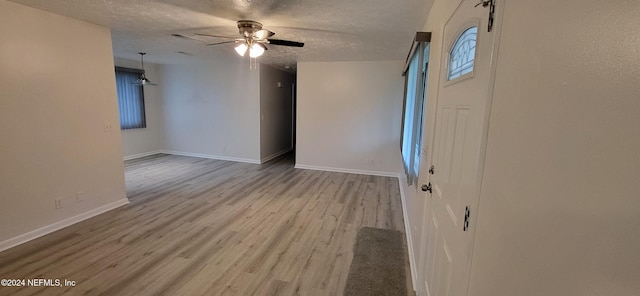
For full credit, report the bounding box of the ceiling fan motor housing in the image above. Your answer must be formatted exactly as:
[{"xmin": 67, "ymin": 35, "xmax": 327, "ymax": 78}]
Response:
[{"xmin": 237, "ymin": 20, "xmax": 263, "ymax": 37}]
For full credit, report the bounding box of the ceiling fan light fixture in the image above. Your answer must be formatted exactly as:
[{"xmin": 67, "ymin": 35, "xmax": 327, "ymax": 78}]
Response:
[
  {"xmin": 176, "ymin": 20, "xmax": 304, "ymax": 61},
  {"xmin": 235, "ymin": 43, "xmax": 248, "ymax": 56},
  {"xmin": 249, "ymin": 43, "xmax": 265, "ymax": 58}
]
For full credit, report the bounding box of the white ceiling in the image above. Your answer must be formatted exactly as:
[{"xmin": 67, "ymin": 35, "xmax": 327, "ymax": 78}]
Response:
[{"xmin": 8, "ymin": 0, "xmax": 431, "ymax": 70}]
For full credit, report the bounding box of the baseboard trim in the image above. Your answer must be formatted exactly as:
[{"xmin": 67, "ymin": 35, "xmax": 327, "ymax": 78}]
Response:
[
  {"xmin": 162, "ymin": 150, "xmax": 261, "ymax": 164},
  {"xmin": 0, "ymin": 198, "xmax": 129, "ymax": 252},
  {"xmin": 399, "ymin": 176, "xmax": 418, "ymax": 292},
  {"xmin": 123, "ymin": 150, "xmax": 163, "ymax": 161},
  {"xmin": 260, "ymin": 148, "xmax": 293, "ymax": 164},
  {"xmin": 294, "ymin": 164, "xmax": 399, "ymax": 178}
]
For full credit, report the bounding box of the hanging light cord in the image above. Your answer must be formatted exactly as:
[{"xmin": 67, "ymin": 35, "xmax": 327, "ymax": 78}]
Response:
[{"xmin": 139, "ymin": 52, "xmax": 146, "ymax": 72}]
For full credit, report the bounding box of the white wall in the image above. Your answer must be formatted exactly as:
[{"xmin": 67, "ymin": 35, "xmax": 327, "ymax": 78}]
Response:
[
  {"xmin": 159, "ymin": 60, "xmax": 261, "ymax": 163},
  {"xmin": 259, "ymin": 65, "xmax": 295, "ymax": 162},
  {"xmin": 114, "ymin": 57, "xmax": 165, "ymax": 159},
  {"xmin": 296, "ymin": 61, "xmax": 404, "ymax": 176},
  {"xmin": 468, "ymin": 0, "xmax": 640, "ymax": 295},
  {"xmin": 0, "ymin": 0, "xmax": 127, "ymax": 249}
]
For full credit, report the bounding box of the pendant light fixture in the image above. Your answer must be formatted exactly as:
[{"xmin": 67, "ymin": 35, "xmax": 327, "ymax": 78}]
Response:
[{"xmin": 133, "ymin": 52, "xmax": 157, "ymax": 86}]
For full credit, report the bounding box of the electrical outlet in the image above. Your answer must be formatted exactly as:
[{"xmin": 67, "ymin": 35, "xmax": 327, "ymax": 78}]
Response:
[
  {"xmin": 55, "ymin": 198, "xmax": 63, "ymax": 209},
  {"xmin": 76, "ymin": 191, "xmax": 84, "ymax": 202},
  {"xmin": 103, "ymin": 122, "xmax": 114, "ymax": 132}
]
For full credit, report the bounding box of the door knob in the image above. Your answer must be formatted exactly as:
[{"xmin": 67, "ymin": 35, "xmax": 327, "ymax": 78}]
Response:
[{"xmin": 421, "ymin": 183, "xmax": 432, "ymax": 193}]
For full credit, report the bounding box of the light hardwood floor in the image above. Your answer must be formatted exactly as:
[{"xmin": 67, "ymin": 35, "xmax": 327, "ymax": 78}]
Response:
[{"xmin": 0, "ymin": 154, "xmax": 413, "ymax": 296}]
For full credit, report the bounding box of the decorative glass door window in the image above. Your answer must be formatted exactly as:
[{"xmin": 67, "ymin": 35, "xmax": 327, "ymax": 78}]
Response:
[{"xmin": 448, "ymin": 26, "xmax": 477, "ymax": 80}]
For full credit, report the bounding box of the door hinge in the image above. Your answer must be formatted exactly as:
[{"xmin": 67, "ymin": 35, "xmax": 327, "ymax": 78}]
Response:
[
  {"xmin": 475, "ymin": 0, "xmax": 496, "ymax": 32},
  {"xmin": 463, "ymin": 206, "xmax": 471, "ymax": 231},
  {"xmin": 421, "ymin": 183, "xmax": 432, "ymax": 194}
]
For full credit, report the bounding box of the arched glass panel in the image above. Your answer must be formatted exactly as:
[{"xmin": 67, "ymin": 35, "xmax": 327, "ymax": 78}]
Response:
[{"xmin": 448, "ymin": 26, "xmax": 477, "ymax": 80}]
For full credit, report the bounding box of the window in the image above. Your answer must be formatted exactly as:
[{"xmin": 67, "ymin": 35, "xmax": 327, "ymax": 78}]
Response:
[
  {"xmin": 448, "ymin": 26, "xmax": 477, "ymax": 81},
  {"xmin": 115, "ymin": 67, "xmax": 146, "ymax": 129},
  {"xmin": 401, "ymin": 42, "xmax": 430, "ymax": 185}
]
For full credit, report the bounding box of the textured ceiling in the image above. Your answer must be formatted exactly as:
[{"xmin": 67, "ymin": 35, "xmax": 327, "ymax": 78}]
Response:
[{"xmin": 7, "ymin": 0, "xmax": 431, "ymax": 70}]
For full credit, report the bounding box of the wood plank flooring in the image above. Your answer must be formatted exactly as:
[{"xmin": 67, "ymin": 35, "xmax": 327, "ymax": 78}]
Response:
[{"xmin": 0, "ymin": 153, "xmax": 413, "ymax": 296}]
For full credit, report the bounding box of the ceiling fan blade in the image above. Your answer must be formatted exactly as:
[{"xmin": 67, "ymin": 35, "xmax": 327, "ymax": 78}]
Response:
[
  {"xmin": 171, "ymin": 34, "xmax": 207, "ymax": 42},
  {"xmin": 254, "ymin": 29, "xmax": 275, "ymax": 40},
  {"xmin": 268, "ymin": 39, "xmax": 304, "ymax": 47},
  {"xmin": 205, "ymin": 40, "xmax": 238, "ymax": 46},
  {"xmin": 194, "ymin": 32, "xmax": 237, "ymax": 39}
]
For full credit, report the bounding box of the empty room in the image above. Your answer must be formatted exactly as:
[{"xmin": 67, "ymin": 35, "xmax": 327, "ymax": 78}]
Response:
[{"xmin": 1, "ymin": 0, "xmax": 639, "ymax": 296}]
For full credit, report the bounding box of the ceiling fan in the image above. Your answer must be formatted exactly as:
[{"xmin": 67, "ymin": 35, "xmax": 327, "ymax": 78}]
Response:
[{"xmin": 173, "ymin": 20, "xmax": 304, "ymax": 58}]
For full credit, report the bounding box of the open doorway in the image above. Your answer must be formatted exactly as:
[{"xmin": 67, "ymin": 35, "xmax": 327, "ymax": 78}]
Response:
[
  {"xmin": 291, "ymin": 80, "xmax": 297, "ymax": 163},
  {"xmin": 258, "ymin": 64, "xmax": 297, "ymax": 166}
]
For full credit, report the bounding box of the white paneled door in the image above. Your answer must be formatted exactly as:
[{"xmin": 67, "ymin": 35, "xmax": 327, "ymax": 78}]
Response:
[{"xmin": 418, "ymin": 0, "xmax": 499, "ymax": 295}]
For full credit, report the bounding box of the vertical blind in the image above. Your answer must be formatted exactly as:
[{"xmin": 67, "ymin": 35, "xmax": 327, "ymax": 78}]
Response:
[
  {"xmin": 401, "ymin": 41, "xmax": 429, "ymax": 185},
  {"xmin": 115, "ymin": 68, "xmax": 146, "ymax": 130}
]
